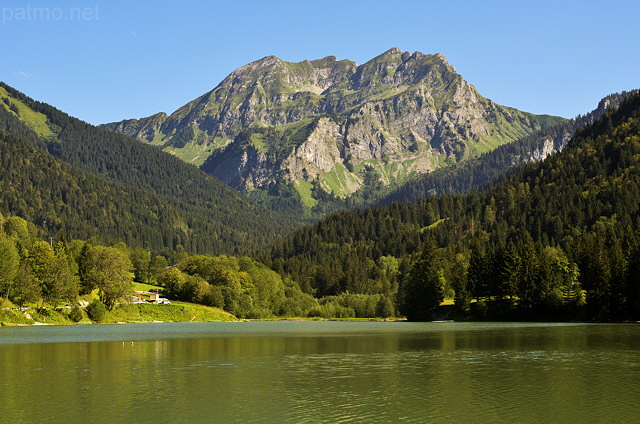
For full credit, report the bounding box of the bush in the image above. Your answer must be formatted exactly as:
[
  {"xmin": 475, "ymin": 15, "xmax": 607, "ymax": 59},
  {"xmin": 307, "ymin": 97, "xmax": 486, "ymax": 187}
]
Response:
[
  {"xmin": 246, "ymin": 307, "xmax": 271, "ymax": 319},
  {"xmin": 307, "ymin": 305, "xmax": 326, "ymax": 318},
  {"xmin": 203, "ymin": 285, "xmax": 225, "ymax": 309},
  {"xmin": 471, "ymin": 300, "xmax": 488, "ymax": 319},
  {"xmin": 69, "ymin": 305, "xmax": 84, "ymax": 322},
  {"xmin": 86, "ymin": 299, "xmax": 107, "ymax": 322},
  {"xmin": 376, "ymin": 296, "xmax": 395, "ymax": 318}
]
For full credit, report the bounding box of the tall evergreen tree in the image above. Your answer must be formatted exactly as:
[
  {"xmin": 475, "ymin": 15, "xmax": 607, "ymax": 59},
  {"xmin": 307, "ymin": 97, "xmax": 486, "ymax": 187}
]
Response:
[{"xmin": 399, "ymin": 238, "xmax": 445, "ymax": 321}]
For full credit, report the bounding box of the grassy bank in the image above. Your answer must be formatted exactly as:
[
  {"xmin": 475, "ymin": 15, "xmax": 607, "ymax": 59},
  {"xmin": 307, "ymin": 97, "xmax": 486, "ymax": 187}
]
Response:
[
  {"xmin": 0, "ymin": 302, "xmax": 236, "ymax": 326},
  {"xmin": 105, "ymin": 303, "xmax": 237, "ymax": 323}
]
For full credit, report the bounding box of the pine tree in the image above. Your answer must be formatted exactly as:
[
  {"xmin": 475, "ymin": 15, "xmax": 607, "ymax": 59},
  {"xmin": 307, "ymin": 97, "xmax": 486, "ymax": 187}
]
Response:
[
  {"xmin": 399, "ymin": 237, "xmax": 445, "ymax": 321},
  {"xmin": 451, "ymin": 252, "xmax": 470, "ymax": 313}
]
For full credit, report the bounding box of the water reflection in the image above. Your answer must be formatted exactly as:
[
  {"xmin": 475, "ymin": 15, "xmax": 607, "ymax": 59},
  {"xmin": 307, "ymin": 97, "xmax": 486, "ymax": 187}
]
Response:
[{"xmin": 1, "ymin": 322, "xmax": 639, "ymax": 423}]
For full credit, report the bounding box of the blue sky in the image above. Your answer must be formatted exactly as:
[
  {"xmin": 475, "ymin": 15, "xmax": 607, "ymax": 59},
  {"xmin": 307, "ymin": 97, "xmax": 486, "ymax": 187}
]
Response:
[{"xmin": 1, "ymin": 0, "xmax": 639, "ymax": 125}]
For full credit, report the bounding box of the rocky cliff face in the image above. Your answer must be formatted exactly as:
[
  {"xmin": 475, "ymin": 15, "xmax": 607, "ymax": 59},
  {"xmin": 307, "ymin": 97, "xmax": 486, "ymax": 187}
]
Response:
[
  {"xmin": 525, "ymin": 91, "xmax": 636, "ymax": 164},
  {"xmin": 529, "ymin": 134, "xmax": 570, "ymax": 162},
  {"xmin": 102, "ymin": 48, "xmax": 565, "ymax": 211},
  {"xmin": 284, "ymin": 118, "xmax": 344, "ymax": 180}
]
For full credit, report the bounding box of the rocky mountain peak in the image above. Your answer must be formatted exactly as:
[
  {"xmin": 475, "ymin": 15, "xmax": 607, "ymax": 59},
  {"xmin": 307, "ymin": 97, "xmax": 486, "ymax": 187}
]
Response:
[
  {"xmin": 102, "ymin": 49, "xmax": 566, "ymax": 213},
  {"xmin": 433, "ymin": 52, "xmax": 453, "ymax": 68},
  {"xmin": 382, "ymin": 47, "xmax": 403, "ymax": 56},
  {"xmin": 239, "ymin": 55, "xmax": 284, "ymax": 71}
]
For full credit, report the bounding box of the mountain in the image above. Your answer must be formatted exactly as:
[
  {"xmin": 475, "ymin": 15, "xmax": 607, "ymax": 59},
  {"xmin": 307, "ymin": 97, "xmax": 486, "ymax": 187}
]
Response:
[
  {"xmin": 267, "ymin": 91, "xmax": 640, "ymax": 321},
  {"xmin": 0, "ymin": 83, "xmax": 294, "ymax": 254},
  {"xmin": 381, "ymin": 90, "xmax": 637, "ymax": 204},
  {"xmin": 103, "ymin": 48, "xmax": 564, "ymax": 216}
]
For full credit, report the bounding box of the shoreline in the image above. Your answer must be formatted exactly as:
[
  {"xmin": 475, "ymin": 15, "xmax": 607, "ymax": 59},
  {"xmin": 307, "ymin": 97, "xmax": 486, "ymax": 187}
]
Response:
[
  {"xmin": 3, "ymin": 304, "xmax": 638, "ymax": 327},
  {"xmin": 0, "ymin": 302, "xmax": 237, "ymax": 327},
  {"xmin": 1, "ymin": 315, "xmax": 403, "ymax": 327}
]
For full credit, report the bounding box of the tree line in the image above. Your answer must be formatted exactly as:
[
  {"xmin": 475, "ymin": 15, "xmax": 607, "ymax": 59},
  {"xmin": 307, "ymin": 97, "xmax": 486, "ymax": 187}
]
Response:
[
  {"xmin": 0, "ymin": 213, "xmax": 397, "ymax": 320},
  {"xmin": 0, "ymin": 215, "xmax": 132, "ymax": 312}
]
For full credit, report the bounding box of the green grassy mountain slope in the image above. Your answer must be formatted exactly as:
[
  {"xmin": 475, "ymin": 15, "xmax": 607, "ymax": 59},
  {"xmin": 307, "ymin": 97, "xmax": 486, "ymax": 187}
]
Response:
[
  {"xmin": 103, "ymin": 49, "xmax": 565, "ymax": 217},
  {"xmin": 0, "ymin": 83, "xmax": 294, "ymax": 254}
]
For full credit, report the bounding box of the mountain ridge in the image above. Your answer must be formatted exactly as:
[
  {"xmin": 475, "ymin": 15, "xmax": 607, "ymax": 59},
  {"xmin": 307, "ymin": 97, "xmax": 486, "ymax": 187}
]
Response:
[
  {"xmin": 380, "ymin": 90, "xmax": 638, "ymax": 204},
  {"xmin": 102, "ymin": 49, "xmax": 564, "ymax": 216}
]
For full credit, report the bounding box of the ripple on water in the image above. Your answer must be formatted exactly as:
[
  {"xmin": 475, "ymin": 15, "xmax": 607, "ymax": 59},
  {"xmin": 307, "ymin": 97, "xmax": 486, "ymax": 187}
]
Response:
[{"xmin": 2, "ymin": 322, "xmax": 640, "ymax": 423}]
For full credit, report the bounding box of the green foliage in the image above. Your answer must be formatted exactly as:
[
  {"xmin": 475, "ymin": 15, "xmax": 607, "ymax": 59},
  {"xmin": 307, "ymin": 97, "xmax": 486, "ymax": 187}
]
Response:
[
  {"xmin": 0, "ymin": 83, "xmax": 296, "ymax": 255},
  {"xmin": 130, "ymin": 248, "xmax": 151, "ymax": 284},
  {"xmin": 152, "ymin": 252, "xmax": 395, "ymax": 319},
  {"xmin": 3, "ymin": 216, "xmax": 31, "ymax": 248},
  {"xmin": 0, "ymin": 309, "xmax": 32, "ymax": 325},
  {"xmin": 25, "ymin": 240, "xmax": 78, "ymax": 307},
  {"xmin": 322, "ymin": 293, "xmax": 389, "ymax": 318},
  {"xmin": 13, "ymin": 262, "xmax": 41, "ymax": 308},
  {"xmin": 307, "ymin": 303, "xmax": 355, "ymax": 319},
  {"xmin": 399, "ymin": 238, "xmax": 445, "ymax": 321},
  {"xmin": 450, "ymin": 252, "xmax": 470, "ymax": 313},
  {"xmin": 0, "ymin": 213, "xmax": 312, "ymax": 322},
  {"xmin": 279, "ymin": 278, "xmax": 317, "ymax": 317},
  {"xmin": 86, "ymin": 299, "xmax": 107, "ymax": 322},
  {"xmin": 104, "ymin": 303, "xmax": 235, "ymax": 323},
  {"xmin": 0, "ymin": 237, "xmax": 19, "ymax": 299},
  {"xmin": 83, "ymin": 246, "xmax": 133, "ymax": 310},
  {"xmin": 376, "ymin": 295, "xmax": 395, "ymax": 318},
  {"xmin": 165, "ymin": 255, "xmax": 300, "ymax": 318},
  {"xmin": 69, "ymin": 305, "xmax": 84, "ymax": 322}
]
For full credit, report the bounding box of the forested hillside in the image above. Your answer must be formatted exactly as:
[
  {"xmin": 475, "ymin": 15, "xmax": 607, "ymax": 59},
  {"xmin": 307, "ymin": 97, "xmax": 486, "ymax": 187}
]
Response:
[
  {"xmin": 267, "ymin": 92, "xmax": 640, "ymax": 321},
  {"xmin": 0, "ymin": 83, "xmax": 294, "ymax": 254},
  {"xmin": 381, "ymin": 91, "xmax": 636, "ymax": 204},
  {"xmin": 0, "ymin": 214, "xmax": 389, "ymax": 321}
]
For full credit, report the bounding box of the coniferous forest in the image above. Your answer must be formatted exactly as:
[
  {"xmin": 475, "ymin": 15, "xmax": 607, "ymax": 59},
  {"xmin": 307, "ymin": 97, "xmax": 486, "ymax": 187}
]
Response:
[
  {"xmin": 1, "ymin": 82, "xmax": 640, "ymax": 321},
  {"xmin": 0, "ymin": 83, "xmax": 295, "ymax": 255}
]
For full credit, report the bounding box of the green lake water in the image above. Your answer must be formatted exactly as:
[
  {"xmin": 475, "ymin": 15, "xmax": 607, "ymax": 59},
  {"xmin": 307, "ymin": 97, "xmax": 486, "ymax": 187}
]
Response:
[{"xmin": 1, "ymin": 321, "xmax": 639, "ymax": 423}]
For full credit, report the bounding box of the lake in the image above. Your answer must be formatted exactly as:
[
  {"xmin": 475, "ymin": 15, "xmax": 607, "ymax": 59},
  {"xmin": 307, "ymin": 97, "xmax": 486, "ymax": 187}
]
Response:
[{"xmin": 1, "ymin": 321, "xmax": 639, "ymax": 423}]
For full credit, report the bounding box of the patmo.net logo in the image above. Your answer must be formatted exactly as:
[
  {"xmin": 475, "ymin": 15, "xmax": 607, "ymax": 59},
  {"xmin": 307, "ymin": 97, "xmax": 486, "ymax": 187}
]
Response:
[{"xmin": 3, "ymin": 5, "xmax": 100, "ymax": 24}]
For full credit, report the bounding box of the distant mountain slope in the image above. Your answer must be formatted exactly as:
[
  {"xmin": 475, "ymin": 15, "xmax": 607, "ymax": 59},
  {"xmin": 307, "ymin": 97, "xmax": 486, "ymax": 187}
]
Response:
[
  {"xmin": 103, "ymin": 48, "xmax": 564, "ymax": 216},
  {"xmin": 0, "ymin": 83, "xmax": 294, "ymax": 254},
  {"xmin": 381, "ymin": 91, "xmax": 637, "ymax": 204},
  {"xmin": 267, "ymin": 90, "xmax": 640, "ymax": 321}
]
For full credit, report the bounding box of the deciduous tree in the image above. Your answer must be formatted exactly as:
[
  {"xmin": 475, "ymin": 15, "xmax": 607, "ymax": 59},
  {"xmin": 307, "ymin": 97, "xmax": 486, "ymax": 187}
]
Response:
[{"xmin": 83, "ymin": 246, "xmax": 133, "ymax": 310}]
